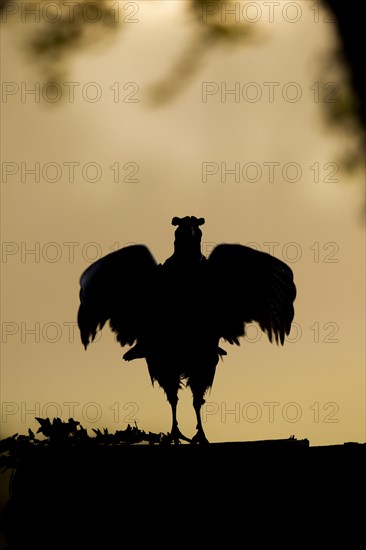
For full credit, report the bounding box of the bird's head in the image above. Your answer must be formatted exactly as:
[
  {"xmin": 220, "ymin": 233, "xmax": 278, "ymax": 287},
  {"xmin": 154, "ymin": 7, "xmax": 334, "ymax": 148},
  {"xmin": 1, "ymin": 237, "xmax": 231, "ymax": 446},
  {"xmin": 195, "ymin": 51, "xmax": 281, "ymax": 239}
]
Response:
[{"xmin": 171, "ymin": 216, "xmax": 205, "ymax": 257}]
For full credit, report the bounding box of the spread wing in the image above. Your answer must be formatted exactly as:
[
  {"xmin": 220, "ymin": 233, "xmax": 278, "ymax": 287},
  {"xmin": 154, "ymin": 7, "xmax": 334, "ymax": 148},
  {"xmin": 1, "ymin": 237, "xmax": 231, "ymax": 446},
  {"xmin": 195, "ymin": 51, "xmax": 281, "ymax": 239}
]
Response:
[
  {"xmin": 77, "ymin": 245, "xmax": 158, "ymax": 349},
  {"xmin": 207, "ymin": 244, "xmax": 296, "ymax": 345}
]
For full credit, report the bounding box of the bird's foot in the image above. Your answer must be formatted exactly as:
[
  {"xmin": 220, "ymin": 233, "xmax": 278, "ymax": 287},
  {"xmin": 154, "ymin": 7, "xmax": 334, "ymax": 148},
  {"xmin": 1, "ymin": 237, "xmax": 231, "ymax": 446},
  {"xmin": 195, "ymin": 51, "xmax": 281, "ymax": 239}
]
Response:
[
  {"xmin": 165, "ymin": 427, "xmax": 191, "ymax": 445},
  {"xmin": 190, "ymin": 430, "xmax": 210, "ymax": 445}
]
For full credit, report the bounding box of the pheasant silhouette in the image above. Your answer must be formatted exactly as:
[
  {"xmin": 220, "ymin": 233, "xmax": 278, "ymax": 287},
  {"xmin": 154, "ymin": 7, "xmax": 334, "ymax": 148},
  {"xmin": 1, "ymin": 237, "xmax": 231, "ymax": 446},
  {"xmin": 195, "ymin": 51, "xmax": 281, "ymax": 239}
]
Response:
[{"xmin": 78, "ymin": 216, "xmax": 296, "ymax": 444}]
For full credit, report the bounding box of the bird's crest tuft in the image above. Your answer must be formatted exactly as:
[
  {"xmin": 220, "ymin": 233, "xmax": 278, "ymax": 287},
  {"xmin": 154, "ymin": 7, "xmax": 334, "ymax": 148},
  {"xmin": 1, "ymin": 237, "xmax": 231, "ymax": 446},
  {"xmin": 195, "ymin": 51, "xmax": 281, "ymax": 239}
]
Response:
[{"xmin": 171, "ymin": 216, "xmax": 205, "ymax": 227}]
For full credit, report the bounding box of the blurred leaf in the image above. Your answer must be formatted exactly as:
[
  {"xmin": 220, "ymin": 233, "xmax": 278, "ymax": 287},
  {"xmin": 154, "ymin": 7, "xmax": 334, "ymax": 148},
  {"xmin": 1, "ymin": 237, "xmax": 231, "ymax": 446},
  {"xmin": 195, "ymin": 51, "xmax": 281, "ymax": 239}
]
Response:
[{"xmin": 36, "ymin": 417, "xmax": 52, "ymax": 437}]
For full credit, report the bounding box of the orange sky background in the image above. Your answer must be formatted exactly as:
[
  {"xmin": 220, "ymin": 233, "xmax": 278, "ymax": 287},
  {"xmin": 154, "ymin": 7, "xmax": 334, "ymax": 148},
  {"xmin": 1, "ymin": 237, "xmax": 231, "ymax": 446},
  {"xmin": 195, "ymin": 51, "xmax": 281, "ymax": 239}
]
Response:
[{"xmin": 1, "ymin": 1, "xmax": 365, "ymax": 446}]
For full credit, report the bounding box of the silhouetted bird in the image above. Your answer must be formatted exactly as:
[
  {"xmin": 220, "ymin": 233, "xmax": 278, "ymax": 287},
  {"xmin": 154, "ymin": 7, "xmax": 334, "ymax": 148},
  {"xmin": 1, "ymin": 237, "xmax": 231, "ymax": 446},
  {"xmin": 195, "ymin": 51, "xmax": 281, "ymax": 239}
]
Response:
[{"xmin": 78, "ymin": 216, "xmax": 296, "ymax": 444}]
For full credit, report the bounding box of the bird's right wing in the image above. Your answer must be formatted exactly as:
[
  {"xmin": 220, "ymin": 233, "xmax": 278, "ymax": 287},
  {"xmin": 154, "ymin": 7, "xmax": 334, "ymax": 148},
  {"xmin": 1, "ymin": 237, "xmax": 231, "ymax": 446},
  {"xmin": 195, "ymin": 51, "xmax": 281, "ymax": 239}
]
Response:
[
  {"xmin": 207, "ymin": 244, "xmax": 296, "ymax": 345},
  {"xmin": 77, "ymin": 245, "xmax": 158, "ymax": 349}
]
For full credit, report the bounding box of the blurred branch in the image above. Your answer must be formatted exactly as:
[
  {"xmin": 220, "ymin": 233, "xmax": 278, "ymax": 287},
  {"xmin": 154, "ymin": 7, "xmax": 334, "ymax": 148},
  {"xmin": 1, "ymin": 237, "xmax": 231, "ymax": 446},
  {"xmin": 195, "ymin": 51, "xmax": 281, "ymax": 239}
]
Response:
[
  {"xmin": 1, "ymin": 0, "xmax": 121, "ymax": 84},
  {"xmin": 317, "ymin": 0, "xmax": 365, "ymax": 175},
  {"xmin": 322, "ymin": 0, "xmax": 364, "ymax": 130},
  {"xmin": 149, "ymin": 1, "xmax": 253, "ymax": 105},
  {"xmin": 1, "ymin": 0, "xmax": 365, "ymax": 171}
]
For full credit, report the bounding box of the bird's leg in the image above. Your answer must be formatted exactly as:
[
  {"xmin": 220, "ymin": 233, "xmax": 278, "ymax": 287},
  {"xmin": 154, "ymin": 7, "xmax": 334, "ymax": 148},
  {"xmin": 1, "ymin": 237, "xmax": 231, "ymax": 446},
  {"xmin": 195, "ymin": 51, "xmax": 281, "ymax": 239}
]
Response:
[
  {"xmin": 191, "ymin": 394, "xmax": 209, "ymax": 445},
  {"xmin": 166, "ymin": 391, "xmax": 191, "ymax": 444}
]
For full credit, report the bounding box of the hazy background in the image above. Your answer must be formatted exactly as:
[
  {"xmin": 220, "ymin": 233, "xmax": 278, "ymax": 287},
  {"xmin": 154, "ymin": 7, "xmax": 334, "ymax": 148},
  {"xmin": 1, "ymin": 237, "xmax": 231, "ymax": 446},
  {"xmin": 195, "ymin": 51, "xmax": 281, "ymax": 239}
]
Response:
[{"xmin": 1, "ymin": 0, "xmax": 365, "ymax": 446}]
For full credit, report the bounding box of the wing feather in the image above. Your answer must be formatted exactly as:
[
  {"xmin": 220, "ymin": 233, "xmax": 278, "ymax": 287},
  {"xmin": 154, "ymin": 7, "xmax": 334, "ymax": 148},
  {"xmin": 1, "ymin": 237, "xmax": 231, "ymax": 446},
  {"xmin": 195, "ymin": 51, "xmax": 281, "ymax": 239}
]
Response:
[
  {"xmin": 77, "ymin": 245, "xmax": 157, "ymax": 349},
  {"xmin": 207, "ymin": 244, "xmax": 296, "ymax": 345}
]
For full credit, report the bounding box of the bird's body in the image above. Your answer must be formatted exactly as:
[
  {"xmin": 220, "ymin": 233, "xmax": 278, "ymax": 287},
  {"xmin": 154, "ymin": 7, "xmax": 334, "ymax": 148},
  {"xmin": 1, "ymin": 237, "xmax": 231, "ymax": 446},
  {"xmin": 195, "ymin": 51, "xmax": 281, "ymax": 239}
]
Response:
[{"xmin": 78, "ymin": 216, "xmax": 296, "ymax": 443}]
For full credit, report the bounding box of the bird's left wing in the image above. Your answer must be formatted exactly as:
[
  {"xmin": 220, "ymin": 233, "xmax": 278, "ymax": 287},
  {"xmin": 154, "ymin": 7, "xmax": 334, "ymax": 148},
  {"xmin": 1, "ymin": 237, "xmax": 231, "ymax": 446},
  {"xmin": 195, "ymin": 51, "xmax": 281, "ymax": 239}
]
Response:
[
  {"xmin": 207, "ymin": 244, "xmax": 296, "ymax": 345},
  {"xmin": 77, "ymin": 245, "xmax": 158, "ymax": 349}
]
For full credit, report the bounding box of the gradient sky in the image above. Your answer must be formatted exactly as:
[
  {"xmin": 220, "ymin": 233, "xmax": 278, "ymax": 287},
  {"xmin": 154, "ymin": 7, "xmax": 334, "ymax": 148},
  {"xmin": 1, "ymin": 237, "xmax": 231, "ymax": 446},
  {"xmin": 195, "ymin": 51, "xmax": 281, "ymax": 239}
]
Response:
[{"xmin": 1, "ymin": 1, "xmax": 365, "ymax": 446}]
